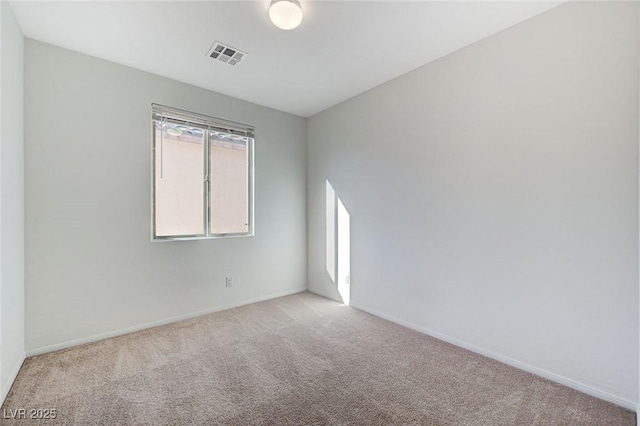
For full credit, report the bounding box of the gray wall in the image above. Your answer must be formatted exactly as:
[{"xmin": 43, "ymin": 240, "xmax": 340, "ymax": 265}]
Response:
[
  {"xmin": 24, "ymin": 40, "xmax": 307, "ymax": 353},
  {"xmin": 0, "ymin": 0, "xmax": 25, "ymax": 404},
  {"xmin": 308, "ymin": 1, "xmax": 639, "ymax": 407}
]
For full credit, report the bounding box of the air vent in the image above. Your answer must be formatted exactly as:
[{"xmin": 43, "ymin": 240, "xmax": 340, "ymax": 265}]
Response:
[{"xmin": 207, "ymin": 41, "xmax": 247, "ymax": 66}]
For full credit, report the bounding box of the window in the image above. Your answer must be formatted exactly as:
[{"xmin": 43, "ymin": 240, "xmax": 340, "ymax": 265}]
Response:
[{"xmin": 152, "ymin": 104, "xmax": 254, "ymax": 240}]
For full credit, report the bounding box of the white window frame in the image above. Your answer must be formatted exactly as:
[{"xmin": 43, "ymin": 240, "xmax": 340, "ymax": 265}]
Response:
[{"xmin": 151, "ymin": 104, "xmax": 254, "ymax": 241}]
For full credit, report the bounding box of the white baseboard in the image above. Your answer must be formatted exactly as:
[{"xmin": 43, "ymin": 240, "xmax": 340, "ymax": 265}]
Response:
[
  {"xmin": 26, "ymin": 287, "xmax": 307, "ymax": 357},
  {"xmin": 350, "ymin": 302, "xmax": 637, "ymax": 412},
  {"xmin": 1, "ymin": 353, "xmax": 26, "ymax": 406}
]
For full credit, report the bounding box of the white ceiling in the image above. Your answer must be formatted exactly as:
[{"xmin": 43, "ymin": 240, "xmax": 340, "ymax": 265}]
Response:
[{"xmin": 10, "ymin": 1, "xmax": 563, "ymax": 117}]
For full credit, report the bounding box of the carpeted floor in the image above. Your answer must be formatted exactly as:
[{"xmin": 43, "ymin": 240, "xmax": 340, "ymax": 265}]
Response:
[{"xmin": 1, "ymin": 292, "xmax": 635, "ymax": 425}]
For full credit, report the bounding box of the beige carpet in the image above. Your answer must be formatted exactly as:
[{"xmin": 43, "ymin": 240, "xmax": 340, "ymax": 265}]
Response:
[{"xmin": 2, "ymin": 292, "xmax": 635, "ymax": 425}]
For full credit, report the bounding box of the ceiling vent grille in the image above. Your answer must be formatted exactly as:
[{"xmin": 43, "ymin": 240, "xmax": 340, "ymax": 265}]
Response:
[{"xmin": 207, "ymin": 41, "xmax": 246, "ymax": 66}]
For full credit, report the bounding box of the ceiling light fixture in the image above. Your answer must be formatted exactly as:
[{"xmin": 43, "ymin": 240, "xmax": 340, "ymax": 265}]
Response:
[{"xmin": 269, "ymin": 0, "xmax": 303, "ymax": 30}]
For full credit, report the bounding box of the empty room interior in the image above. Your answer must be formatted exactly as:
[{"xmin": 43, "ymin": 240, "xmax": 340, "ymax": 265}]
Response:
[{"xmin": 0, "ymin": 0, "xmax": 639, "ymax": 424}]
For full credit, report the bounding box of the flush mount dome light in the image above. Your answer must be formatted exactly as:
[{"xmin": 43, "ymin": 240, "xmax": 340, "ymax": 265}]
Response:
[{"xmin": 269, "ymin": 0, "xmax": 303, "ymax": 30}]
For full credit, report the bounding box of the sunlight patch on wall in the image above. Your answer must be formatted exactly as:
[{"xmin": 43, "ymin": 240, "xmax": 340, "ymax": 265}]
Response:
[
  {"xmin": 326, "ymin": 179, "xmax": 350, "ymax": 305},
  {"xmin": 326, "ymin": 180, "xmax": 336, "ymax": 283}
]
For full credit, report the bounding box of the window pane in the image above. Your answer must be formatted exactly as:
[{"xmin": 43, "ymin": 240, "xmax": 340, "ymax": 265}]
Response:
[
  {"xmin": 209, "ymin": 131, "xmax": 249, "ymax": 234},
  {"xmin": 154, "ymin": 122, "xmax": 205, "ymax": 236}
]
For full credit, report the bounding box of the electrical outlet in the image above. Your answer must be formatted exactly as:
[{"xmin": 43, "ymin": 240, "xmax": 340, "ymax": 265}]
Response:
[{"xmin": 225, "ymin": 277, "xmax": 233, "ymax": 287}]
